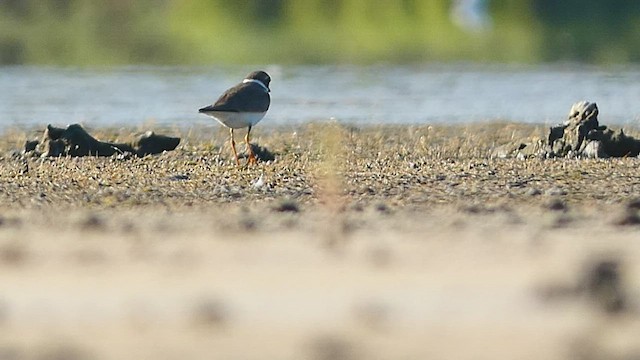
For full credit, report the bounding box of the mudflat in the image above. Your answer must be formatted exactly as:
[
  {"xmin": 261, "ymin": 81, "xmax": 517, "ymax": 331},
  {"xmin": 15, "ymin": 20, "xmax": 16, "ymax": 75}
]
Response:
[{"xmin": 1, "ymin": 123, "xmax": 640, "ymax": 360}]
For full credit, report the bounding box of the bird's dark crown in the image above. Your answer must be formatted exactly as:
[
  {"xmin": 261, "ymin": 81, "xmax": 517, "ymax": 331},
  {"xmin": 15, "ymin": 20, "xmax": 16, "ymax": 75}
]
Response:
[{"xmin": 245, "ymin": 70, "xmax": 271, "ymax": 90}]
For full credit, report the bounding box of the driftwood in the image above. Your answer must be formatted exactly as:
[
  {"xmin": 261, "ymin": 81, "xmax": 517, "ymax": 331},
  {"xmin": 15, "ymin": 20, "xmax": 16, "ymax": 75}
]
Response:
[
  {"xmin": 493, "ymin": 101, "xmax": 640, "ymax": 159},
  {"xmin": 24, "ymin": 124, "xmax": 180, "ymax": 157}
]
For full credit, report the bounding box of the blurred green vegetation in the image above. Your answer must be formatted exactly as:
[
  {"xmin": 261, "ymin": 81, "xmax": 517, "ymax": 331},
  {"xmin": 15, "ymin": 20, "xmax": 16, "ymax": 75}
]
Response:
[{"xmin": 1, "ymin": 0, "xmax": 639, "ymax": 65}]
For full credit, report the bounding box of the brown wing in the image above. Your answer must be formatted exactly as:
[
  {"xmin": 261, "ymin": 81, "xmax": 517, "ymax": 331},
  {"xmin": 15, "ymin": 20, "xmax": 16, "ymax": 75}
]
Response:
[{"xmin": 209, "ymin": 82, "xmax": 270, "ymax": 113}]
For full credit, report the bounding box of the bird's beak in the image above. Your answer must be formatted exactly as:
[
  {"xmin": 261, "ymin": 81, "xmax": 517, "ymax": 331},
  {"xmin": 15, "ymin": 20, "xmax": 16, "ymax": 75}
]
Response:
[{"xmin": 199, "ymin": 105, "xmax": 214, "ymax": 113}]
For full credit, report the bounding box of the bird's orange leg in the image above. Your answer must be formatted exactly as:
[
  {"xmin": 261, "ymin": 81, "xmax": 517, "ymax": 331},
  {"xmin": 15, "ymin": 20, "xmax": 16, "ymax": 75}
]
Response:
[
  {"xmin": 229, "ymin": 128, "xmax": 240, "ymax": 166},
  {"xmin": 245, "ymin": 126, "xmax": 257, "ymax": 165}
]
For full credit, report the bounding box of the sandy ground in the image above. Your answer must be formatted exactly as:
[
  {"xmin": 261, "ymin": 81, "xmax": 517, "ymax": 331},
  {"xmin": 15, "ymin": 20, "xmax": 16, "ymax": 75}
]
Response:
[{"xmin": 1, "ymin": 123, "xmax": 640, "ymax": 359}]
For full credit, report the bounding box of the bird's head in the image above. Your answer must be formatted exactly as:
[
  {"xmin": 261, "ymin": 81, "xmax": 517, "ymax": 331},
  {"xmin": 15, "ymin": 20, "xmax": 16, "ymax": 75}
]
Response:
[{"xmin": 245, "ymin": 70, "xmax": 271, "ymax": 92}]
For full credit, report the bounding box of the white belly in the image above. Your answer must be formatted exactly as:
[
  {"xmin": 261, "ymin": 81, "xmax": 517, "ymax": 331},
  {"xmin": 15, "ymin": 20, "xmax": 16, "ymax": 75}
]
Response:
[{"xmin": 204, "ymin": 111, "xmax": 266, "ymax": 129}]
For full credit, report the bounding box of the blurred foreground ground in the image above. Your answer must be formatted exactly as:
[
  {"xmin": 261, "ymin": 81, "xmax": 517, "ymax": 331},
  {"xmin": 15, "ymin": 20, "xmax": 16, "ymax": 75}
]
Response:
[{"xmin": 1, "ymin": 123, "xmax": 640, "ymax": 359}]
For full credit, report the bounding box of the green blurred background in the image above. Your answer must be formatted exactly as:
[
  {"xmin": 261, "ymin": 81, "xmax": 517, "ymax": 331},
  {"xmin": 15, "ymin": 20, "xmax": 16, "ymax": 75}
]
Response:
[{"xmin": 1, "ymin": 0, "xmax": 639, "ymax": 66}]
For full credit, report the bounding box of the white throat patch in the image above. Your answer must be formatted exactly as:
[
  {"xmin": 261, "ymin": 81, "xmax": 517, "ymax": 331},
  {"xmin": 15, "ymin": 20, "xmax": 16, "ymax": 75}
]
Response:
[{"xmin": 243, "ymin": 78, "xmax": 269, "ymax": 92}]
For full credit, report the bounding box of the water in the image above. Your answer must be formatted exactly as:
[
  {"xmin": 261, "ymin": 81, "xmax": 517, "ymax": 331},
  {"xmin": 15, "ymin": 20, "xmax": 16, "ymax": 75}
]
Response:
[{"xmin": 2, "ymin": 64, "xmax": 640, "ymax": 130}]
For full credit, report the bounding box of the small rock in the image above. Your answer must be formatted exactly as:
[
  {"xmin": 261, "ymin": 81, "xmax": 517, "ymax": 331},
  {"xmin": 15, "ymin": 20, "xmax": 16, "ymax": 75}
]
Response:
[
  {"xmin": 114, "ymin": 152, "xmax": 134, "ymax": 160},
  {"xmin": 462, "ymin": 204, "xmax": 485, "ymax": 214},
  {"xmin": 272, "ymin": 199, "xmax": 300, "ymax": 213},
  {"xmin": 507, "ymin": 181, "xmax": 527, "ymax": 189},
  {"xmin": 169, "ymin": 174, "xmax": 189, "ymax": 181},
  {"xmin": 252, "ymin": 174, "xmax": 265, "ymax": 189},
  {"xmin": 546, "ymin": 199, "xmax": 567, "ymax": 212},
  {"xmin": 374, "ymin": 202, "xmax": 391, "ymax": 214},
  {"xmin": 583, "ymin": 259, "xmax": 626, "ymax": 314},
  {"xmin": 81, "ymin": 213, "xmax": 106, "ymax": 230}
]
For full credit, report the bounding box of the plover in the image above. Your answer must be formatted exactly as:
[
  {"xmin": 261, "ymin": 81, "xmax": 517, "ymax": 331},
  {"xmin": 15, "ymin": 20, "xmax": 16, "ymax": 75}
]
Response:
[{"xmin": 199, "ymin": 70, "xmax": 271, "ymax": 165}]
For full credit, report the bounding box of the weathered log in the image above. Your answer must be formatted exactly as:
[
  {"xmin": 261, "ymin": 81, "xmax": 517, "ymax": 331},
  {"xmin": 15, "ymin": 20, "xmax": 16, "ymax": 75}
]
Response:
[
  {"xmin": 132, "ymin": 131, "xmax": 181, "ymax": 157},
  {"xmin": 26, "ymin": 124, "xmax": 180, "ymax": 157},
  {"xmin": 548, "ymin": 101, "xmax": 605, "ymax": 157},
  {"xmin": 493, "ymin": 101, "xmax": 640, "ymax": 159}
]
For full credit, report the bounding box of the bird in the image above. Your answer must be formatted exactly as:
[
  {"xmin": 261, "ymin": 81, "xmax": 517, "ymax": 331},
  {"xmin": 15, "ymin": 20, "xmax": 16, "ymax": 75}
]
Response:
[{"xmin": 199, "ymin": 70, "xmax": 271, "ymax": 166}]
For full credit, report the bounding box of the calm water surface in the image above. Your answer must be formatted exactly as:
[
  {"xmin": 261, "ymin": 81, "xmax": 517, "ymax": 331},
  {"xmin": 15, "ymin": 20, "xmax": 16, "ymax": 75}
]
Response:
[{"xmin": 1, "ymin": 64, "xmax": 640, "ymax": 130}]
